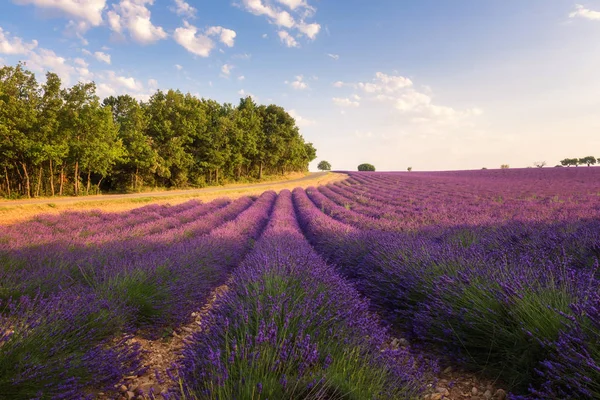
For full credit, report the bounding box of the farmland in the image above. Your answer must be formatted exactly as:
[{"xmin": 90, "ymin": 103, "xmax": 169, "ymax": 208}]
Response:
[{"xmin": 1, "ymin": 168, "xmax": 599, "ymax": 399}]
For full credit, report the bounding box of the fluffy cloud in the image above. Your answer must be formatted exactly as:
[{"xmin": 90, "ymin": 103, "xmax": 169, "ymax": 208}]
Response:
[
  {"xmin": 205, "ymin": 26, "xmax": 237, "ymax": 47},
  {"xmin": 93, "ymin": 51, "xmax": 111, "ymax": 64},
  {"xmin": 107, "ymin": 0, "xmax": 167, "ymax": 44},
  {"xmin": 332, "ymin": 97, "xmax": 360, "ymax": 107},
  {"xmin": 357, "ymin": 72, "xmax": 413, "ymax": 94},
  {"xmin": 275, "ymin": 0, "xmax": 307, "ymax": 11},
  {"xmin": 171, "ymin": 0, "xmax": 196, "ymax": 18},
  {"xmin": 0, "ymin": 27, "xmax": 38, "ymax": 54},
  {"xmin": 174, "ymin": 21, "xmax": 215, "ymax": 57},
  {"xmin": 13, "ymin": 0, "xmax": 105, "ymax": 27},
  {"xmin": 175, "ymin": 64, "xmax": 183, "ymax": 70},
  {"xmin": 277, "ymin": 30, "xmax": 298, "ymax": 47},
  {"xmin": 240, "ymin": 0, "xmax": 320, "ymax": 45},
  {"xmin": 327, "ymin": 53, "xmax": 339, "ymax": 60},
  {"xmin": 286, "ymin": 75, "xmax": 308, "ymax": 90},
  {"xmin": 174, "ymin": 22, "xmax": 237, "ymax": 57},
  {"xmin": 346, "ymin": 71, "xmax": 483, "ymax": 126},
  {"xmin": 569, "ymin": 4, "xmax": 600, "ymax": 20}
]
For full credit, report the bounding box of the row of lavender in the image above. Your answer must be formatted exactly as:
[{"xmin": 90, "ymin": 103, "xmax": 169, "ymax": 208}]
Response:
[
  {"xmin": 0, "ymin": 193, "xmax": 276, "ymax": 398},
  {"xmin": 175, "ymin": 190, "xmax": 431, "ymax": 399},
  {"xmin": 295, "ymin": 169, "xmax": 600, "ymax": 399}
]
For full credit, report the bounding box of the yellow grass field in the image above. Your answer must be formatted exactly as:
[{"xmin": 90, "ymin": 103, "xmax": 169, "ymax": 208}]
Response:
[{"xmin": 0, "ymin": 172, "xmax": 346, "ymax": 226}]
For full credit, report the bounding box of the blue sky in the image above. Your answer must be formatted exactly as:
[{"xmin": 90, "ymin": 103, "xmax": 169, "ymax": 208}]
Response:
[{"xmin": 1, "ymin": 0, "xmax": 600, "ymax": 171}]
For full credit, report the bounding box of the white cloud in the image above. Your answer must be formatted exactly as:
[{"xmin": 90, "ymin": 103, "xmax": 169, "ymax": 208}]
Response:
[
  {"xmin": 358, "ymin": 72, "xmax": 413, "ymax": 94},
  {"xmin": 262, "ymin": 33, "xmax": 268, "ymax": 38},
  {"xmin": 221, "ymin": 63, "xmax": 233, "ymax": 76},
  {"xmin": 0, "ymin": 27, "xmax": 38, "ymax": 55},
  {"xmin": 73, "ymin": 57, "xmax": 87, "ymax": 67},
  {"xmin": 174, "ymin": 22, "xmax": 236, "ymax": 57},
  {"xmin": 107, "ymin": 0, "xmax": 167, "ymax": 44},
  {"xmin": 171, "ymin": 0, "xmax": 196, "ymax": 18},
  {"xmin": 275, "ymin": 0, "xmax": 307, "ymax": 11},
  {"xmin": 13, "ymin": 0, "xmax": 105, "ymax": 27},
  {"xmin": 569, "ymin": 4, "xmax": 600, "ymax": 20},
  {"xmin": 288, "ymin": 109, "xmax": 316, "ymax": 127},
  {"xmin": 327, "ymin": 53, "xmax": 339, "ymax": 60},
  {"xmin": 332, "ymin": 97, "xmax": 360, "ymax": 107},
  {"xmin": 297, "ymin": 21, "xmax": 320, "ymax": 39},
  {"xmin": 27, "ymin": 48, "xmax": 76, "ymax": 84},
  {"xmin": 205, "ymin": 26, "xmax": 237, "ymax": 47},
  {"xmin": 240, "ymin": 0, "xmax": 321, "ymax": 44},
  {"xmin": 174, "ymin": 21, "xmax": 214, "ymax": 57},
  {"xmin": 286, "ymin": 75, "xmax": 308, "ymax": 90},
  {"xmin": 93, "ymin": 51, "xmax": 111, "ymax": 64},
  {"xmin": 102, "ymin": 70, "xmax": 144, "ymax": 91},
  {"xmin": 332, "ymin": 81, "xmax": 345, "ymax": 88},
  {"xmin": 238, "ymin": 75, "xmax": 245, "ymax": 81},
  {"xmin": 175, "ymin": 64, "xmax": 183, "ymax": 70},
  {"xmin": 278, "ymin": 30, "xmax": 298, "ymax": 47}
]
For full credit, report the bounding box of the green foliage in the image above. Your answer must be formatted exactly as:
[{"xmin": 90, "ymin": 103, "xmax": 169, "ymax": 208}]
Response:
[
  {"xmin": 0, "ymin": 63, "xmax": 317, "ymax": 197},
  {"xmin": 317, "ymin": 160, "xmax": 331, "ymax": 171},
  {"xmin": 578, "ymin": 156, "xmax": 597, "ymax": 167},
  {"xmin": 500, "ymin": 164, "xmax": 510, "ymax": 169},
  {"xmin": 560, "ymin": 158, "xmax": 580, "ymax": 167},
  {"xmin": 357, "ymin": 163, "xmax": 376, "ymax": 172}
]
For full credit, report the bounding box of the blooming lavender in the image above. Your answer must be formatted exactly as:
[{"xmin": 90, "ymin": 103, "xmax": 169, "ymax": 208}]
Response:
[{"xmin": 176, "ymin": 190, "xmax": 431, "ymax": 399}]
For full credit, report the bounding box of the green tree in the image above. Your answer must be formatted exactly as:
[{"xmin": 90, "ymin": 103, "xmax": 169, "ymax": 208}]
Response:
[
  {"xmin": 579, "ymin": 156, "xmax": 597, "ymax": 167},
  {"xmin": 0, "ymin": 63, "xmax": 41, "ymax": 198},
  {"xmin": 103, "ymin": 95, "xmax": 157, "ymax": 191},
  {"xmin": 358, "ymin": 163, "xmax": 376, "ymax": 172},
  {"xmin": 317, "ymin": 160, "xmax": 331, "ymax": 171}
]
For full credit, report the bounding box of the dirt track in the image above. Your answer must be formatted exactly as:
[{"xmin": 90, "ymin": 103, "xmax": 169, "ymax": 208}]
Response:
[{"xmin": 0, "ymin": 172, "xmax": 330, "ymax": 206}]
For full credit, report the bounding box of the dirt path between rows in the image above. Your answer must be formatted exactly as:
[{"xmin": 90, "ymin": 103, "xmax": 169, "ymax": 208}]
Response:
[{"xmin": 103, "ymin": 284, "xmax": 229, "ymax": 400}]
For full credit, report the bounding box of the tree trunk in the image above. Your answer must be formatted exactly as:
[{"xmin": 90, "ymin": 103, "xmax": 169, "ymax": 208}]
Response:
[
  {"xmin": 86, "ymin": 169, "xmax": 91, "ymax": 195},
  {"xmin": 96, "ymin": 176, "xmax": 103, "ymax": 194},
  {"xmin": 258, "ymin": 161, "xmax": 263, "ymax": 180},
  {"xmin": 4, "ymin": 167, "xmax": 10, "ymax": 198},
  {"xmin": 135, "ymin": 167, "xmax": 139, "ymax": 191},
  {"xmin": 216, "ymin": 167, "xmax": 219, "ymax": 184},
  {"xmin": 49, "ymin": 159, "xmax": 55, "ymax": 197},
  {"xmin": 74, "ymin": 161, "xmax": 79, "ymax": 196},
  {"xmin": 36, "ymin": 167, "xmax": 43, "ymax": 197},
  {"xmin": 59, "ymin": 164, "xmax": 64, "ymax": 196},
  {"xmin": 21, "ymin": 162, "xmax": 31, "ymax": 198}
]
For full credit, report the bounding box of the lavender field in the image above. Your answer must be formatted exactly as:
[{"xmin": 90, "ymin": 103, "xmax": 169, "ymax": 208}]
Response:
[{"xmin": 1, "ymin": 168, "xmax": 599, "ymax": 399}]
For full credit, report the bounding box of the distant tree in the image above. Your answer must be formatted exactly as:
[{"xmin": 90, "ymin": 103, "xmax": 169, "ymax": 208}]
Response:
[
  {"xmin": 579, "ymin": 156, "xmax": 597, "ymax": 167},
  {"xmin": 534, "ymin": 161, "xmax": 546, "ymax": 168},
  {"xmin": 317, "ymin": 160, "xmax": 331, "ymax": 171},
  {"xmin": 500, "ymin": 164, "xmax": 510, "ymax": 169},
  {"xmin": 560, "ymin": 158, "xmax": 579, "ymax": 167},
  {"xmin": 358, "ymin": 163, "xmax": 376, "ymax": 172},
  {"xmin": 407, "ymin": 166, "xmax": 412, "ymax": 172},
  {"xmin": 481, "ymin": 167, "xmax": 487, "ymax": 170}
]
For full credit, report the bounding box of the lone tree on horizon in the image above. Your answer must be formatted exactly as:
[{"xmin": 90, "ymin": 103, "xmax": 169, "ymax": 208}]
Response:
[
  {"xmin": 579, "ymin": 156, "xmax": 597, "ymax": 167},
  {"xmin": 317, "ymin": 160, "xmax": 332, "ymax": 171},
  {"xmin": 358, "ymin": 163, "xmax": 376, "ymax": 171}
]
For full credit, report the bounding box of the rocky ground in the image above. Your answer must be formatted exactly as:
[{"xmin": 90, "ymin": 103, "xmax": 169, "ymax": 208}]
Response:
[
  {"xmin": 95, "ymin": 287, "xmax": 509, "ymax": 400},
  {"xmin": 97, "ymin": 284, "xmax": 229, "ymax": 400}
]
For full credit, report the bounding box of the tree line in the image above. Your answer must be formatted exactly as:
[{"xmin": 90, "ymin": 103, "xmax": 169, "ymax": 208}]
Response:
[
  {"xmin": 0, "ymin": 63, "xmax": 317, "ymax": 198},
  {"xmin": 559, "ymin": 156, "xmax": 597, "ymax": 167}
]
